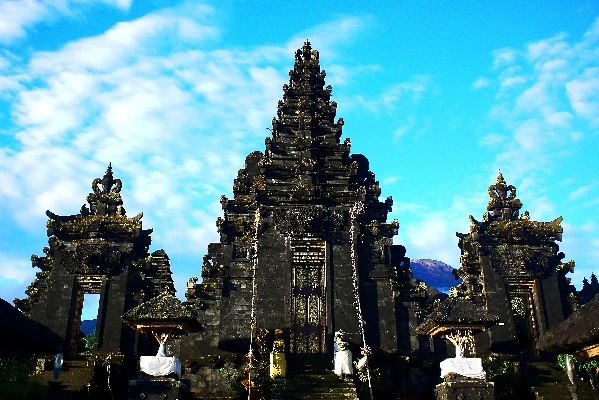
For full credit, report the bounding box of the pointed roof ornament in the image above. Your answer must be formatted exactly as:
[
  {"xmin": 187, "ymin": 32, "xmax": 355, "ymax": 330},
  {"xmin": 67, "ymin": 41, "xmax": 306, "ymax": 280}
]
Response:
[
  {"xmin": 101, "ymin": 163, "xmax": 116, "ymax": 193},
  {"xmin": 496, "ymin": 169, "xmax": 506, "ymax": 185},
  {"xmin": 487, "ymin": 170, "xmax": 522, "ymax": 221},
  {"xmin": 294, "ymin": 39, "xmax": 319, "ymax": 67},
  {"xmin": 87, "ymin": 163, "xmax": 124, "ymax": 215},
  {"xmin": 302, "ymin": 39, "xmax": 312, "ymax": 59},
  {"xmin": 274, "ymin": 40, "xmax": 340, "ymax": 145}
]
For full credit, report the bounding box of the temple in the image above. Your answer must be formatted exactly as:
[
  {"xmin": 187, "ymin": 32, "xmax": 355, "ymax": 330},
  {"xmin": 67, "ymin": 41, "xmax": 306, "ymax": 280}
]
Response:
[
  {"xmin": 180, "ymin": 39, "xmax": 429, "ymax": 396},
  {"xmin": 9, "ymin": 41, "xmax": 593, "ymax": 400}
]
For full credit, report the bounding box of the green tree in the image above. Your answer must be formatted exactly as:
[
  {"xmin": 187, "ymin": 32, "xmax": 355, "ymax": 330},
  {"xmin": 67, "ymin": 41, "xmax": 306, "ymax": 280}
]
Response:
[
  {"xmin": 0, "ymin": 357, "xmax": 47, "ymax": 400},
  {"xmin": 557, "ymin": 354, "xmax": 599, "ymax": 399}
]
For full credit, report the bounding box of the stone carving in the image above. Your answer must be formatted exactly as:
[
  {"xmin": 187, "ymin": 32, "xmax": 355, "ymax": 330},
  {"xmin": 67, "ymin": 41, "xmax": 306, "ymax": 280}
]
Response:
[
  {"xmin": 273, "ymin": 206, "xmax": 345, "ymax": 236},
  {"xmin": 60, "ymin": 243, "xmax": 122, "ymax": 275},
  {"xmin": 455, "ymin": 170, "xmax": 576, "ymax": 358}
]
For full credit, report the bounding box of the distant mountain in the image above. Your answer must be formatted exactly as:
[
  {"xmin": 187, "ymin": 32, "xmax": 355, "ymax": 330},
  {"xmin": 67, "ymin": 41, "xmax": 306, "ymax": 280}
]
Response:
[
  {"xmin": 80, "ymin": 319, "xmax": 97, "ymax": 335},
  {"xmin": 410, "ymin": 259, "xmax": 461, "ymax": 290}
]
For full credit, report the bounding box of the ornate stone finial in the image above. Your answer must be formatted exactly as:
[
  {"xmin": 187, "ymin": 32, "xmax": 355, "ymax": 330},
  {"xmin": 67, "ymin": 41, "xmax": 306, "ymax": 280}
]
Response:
[
  {"xmin": 496, "ymin": 169, "xmax": 505, "ymax": 185},
  {"xmin": 486, "ymin": 171, "xmax": 522, "ymax": 221},
  {"xmin": 294, "ymin": 40, "xmax": 314, "ymax": 66},
  {"xmin": 302, "ymin": 39, "xmax": 312, "ymax": 59},
  {"xmin": 93, "ymin": 163, "xmax": 122, "ymax": 195},
  {"xmin": 88, "ymin": 163, "xmax": 124, "ymax": 215}
]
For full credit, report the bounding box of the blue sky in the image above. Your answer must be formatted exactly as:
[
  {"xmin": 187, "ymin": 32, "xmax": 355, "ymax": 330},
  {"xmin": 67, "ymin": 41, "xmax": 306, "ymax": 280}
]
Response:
[{"xmin": 1, "ymin": 0, "xmax": 598, "ymax": 320}]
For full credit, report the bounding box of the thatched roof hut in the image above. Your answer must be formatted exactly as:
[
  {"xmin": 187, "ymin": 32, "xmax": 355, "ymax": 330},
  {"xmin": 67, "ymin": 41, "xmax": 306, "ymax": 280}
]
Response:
[
  {"xmin": 121, "ymin": 292, "xmax": 200, "ymax": 343},
  {"xmin": 537, "ymin": 293, "xmax": 599, "ymax": 359},
  {"xmin": 0, "ymin": 298, "xmax": 65, "ymax": 358},
  {"xmin": 416, "ymin": 297, "xmax": 500, "ymax": 337}
]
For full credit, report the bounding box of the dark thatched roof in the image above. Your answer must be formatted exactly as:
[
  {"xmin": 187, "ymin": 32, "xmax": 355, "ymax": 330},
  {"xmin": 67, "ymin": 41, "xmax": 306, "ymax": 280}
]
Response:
[
  {"xmin": 121, "ymin": 292, "xmax": 200, "ymax": 334},
  {"xmin": 537, "ymin": 292, "xmax": 599, "ymax": 355},
  {"xmin": 416, "ymin": 297, "xmax": 500, "ymax": 337},
  {"xmin": 0, "ymin": 298, "xmax": 65, "ymax": 358}
]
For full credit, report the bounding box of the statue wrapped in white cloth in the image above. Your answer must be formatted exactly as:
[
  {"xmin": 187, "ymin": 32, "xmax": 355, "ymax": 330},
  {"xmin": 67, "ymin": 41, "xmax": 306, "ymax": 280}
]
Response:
[
  {"xmin": 439, "ymin": 345, "xmax": 486, "ymax": 380},
  {"xmin": 334, "ymin": 341, "xmax": 353, "ymax": 380},
  {"xmin": 140, "ymin": 343, "xmax": 182, "ymax": 378}
]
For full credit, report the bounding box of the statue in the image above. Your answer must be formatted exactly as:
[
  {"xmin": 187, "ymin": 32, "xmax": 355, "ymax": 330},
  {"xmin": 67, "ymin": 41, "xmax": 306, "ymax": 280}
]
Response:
[
  {"xmin": 270, "ymin": 329, "xmax": 286, "ymax": 378},
  {"xmin": 333, "ymin": 341, "xmax": 353, "ymax": 380}
]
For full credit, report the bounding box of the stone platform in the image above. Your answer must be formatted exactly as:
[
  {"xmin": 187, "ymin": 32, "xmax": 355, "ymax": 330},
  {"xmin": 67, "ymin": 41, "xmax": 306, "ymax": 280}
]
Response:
[
  {"xmin": 435, "ymin": 378, "xmax": 494, "ymax": 400},
  {"xmin": 128, "ymin": 376, "xmax": 187, "ymax": 400}
]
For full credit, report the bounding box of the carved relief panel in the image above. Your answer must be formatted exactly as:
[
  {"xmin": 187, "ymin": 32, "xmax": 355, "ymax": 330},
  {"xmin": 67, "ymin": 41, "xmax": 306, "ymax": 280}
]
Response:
[{"xmin": 290, "ymin": 239, "xmax": 326, "ymax": 353}]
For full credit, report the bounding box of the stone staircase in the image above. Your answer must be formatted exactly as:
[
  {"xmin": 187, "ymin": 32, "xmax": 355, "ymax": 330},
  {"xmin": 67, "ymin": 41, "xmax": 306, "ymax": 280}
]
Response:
[
  {"xmin": 31, "ymin": 357, "xmax": 95, "ymax": 399},
  {"xmin": 525, "ymin": 361, "xmax": 596, "ymax": 400},
  {"xmin": 271, "ymin": 355, "xmax": 359, "ymax": 400}
]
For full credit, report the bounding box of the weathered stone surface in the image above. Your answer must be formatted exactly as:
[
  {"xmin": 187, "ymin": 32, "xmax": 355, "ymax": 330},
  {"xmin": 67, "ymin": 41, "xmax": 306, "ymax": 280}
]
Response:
[
  {"xmin": 435, "ymin": 380, "xmax": 494, "ymax": 400},
  {"xmin": 128, "ymin": 377, "xmax": 188, "ymax": 400},
  {"xmin": 15, "ymin": 164, "xmax": 178, "ymax": 400},
  {"xmin": 455, "ymin": 171, "xmax": 577, "ymax": 358},
  {"xmin": 180, "ymin": 40, "xmax": 429, "ymax": 398}
]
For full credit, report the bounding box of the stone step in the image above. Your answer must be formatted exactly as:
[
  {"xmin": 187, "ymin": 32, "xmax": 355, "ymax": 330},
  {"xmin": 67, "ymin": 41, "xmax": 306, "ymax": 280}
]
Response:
[
  {"xmin": 270, "ymin": 354, "xmax": 359, "ymax": 400},
  {"xmin": 31, "ymin": 358, "xmax": 95, "ymax": 398},
  {"xmin": 526, "ymin": 361, "xmax": 596, "ymax": 400},
  {"xmin": 272, "ymin": 385, "xmax": 359, "ymax": 400}
]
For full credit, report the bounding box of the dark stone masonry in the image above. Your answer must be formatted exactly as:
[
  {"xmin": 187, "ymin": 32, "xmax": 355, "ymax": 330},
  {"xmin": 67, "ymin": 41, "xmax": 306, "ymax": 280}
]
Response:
[
  {"xmin": 455, "ymin": 171, "xmax": 577, "ymax": 359},
  {"xmin": 13, "ymin": 41, "xmax": 584, "ymax": 400}
]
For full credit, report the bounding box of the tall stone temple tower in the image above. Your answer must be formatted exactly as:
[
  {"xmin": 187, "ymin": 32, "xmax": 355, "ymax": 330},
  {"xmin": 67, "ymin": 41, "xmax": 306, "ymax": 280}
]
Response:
[
  {"xmin": 182, "ymin": 40, "xmax": 426, "ymax": 372},
  {"xmin": 455, "ymin": 171, "xmax": 576, "ymax": 358},
  {"xmin": 15, "ymin": 165, "xmax": 176, "ymax": 357}
]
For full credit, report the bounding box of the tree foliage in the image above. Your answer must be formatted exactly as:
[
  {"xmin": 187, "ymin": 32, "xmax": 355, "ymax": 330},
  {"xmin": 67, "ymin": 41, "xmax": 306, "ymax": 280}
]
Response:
[{"xmin": 0, "ymin": 357, "xmax": 47, "ymax": 400}]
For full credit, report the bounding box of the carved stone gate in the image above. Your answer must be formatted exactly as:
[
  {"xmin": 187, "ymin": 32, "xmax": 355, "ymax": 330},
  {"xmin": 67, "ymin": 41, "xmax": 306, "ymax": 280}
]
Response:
[
  {"xmin": 507, "ymin": 279, "xmax": 540, "ymax": 357},
  {"xmin": 15, "ymin": 165, "xmax": 175, "ymax": 359},
  {"xmin": 290, "ymin": 239, "xmax": 326, "ymax": 353}
]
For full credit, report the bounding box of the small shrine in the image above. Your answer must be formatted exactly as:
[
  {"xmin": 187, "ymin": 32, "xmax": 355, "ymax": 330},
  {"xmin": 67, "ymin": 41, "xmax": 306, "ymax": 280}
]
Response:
[
  {"xmin": 123, "ymin": 292, "xmax": 200, "ymax": 399},
  {"xmin": 455, "ymin": 171, "xmax": 577, "ymax": 358},
  {"xmin": 417, "ymin": 296, "xmax": 499, "ymax": 399}
]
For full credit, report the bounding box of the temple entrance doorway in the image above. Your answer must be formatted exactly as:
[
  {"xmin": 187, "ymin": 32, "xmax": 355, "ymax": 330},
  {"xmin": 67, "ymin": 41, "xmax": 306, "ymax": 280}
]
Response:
[
  {"xmin": 67, "ymin": 276, "xmax": 103, "ymax": 356},
  {"xmin": 290, "ymin": 239, "xmax": 327, "ymax": 354},
  {"xmin": 507, "ymin": 280, "xmax": 540, "ymax": 357}
]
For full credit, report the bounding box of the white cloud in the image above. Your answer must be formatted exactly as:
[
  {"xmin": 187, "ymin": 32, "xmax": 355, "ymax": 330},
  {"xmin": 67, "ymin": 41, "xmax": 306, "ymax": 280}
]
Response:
[
  {"xmin": 394, "ymin": 190, "xmax": 489, "ymax": 269},
  {"xmin": 527, "ymin": 33, "xmax": 570, "ymax": 61},
  {"xmin": 381, "ymin": 175, "xmax": 402, "ymax": 186},
  {"xmin": 472, "ymin": 77, "xmax": 490, "ymax": 89},
  {"xmin": 493, "ymin": 47, "xmax": 517, "ymax": 69},
  {"xmin": 566, "ymin": 67, "xmax": 599, "ymax": 124},
  {"xmin": 483, "ymin": 18, "xmax": 599, "ymax": 182},
  {"xmin": 393, "ymin": 117, "xmax": 415, "ymax": 141},
  {"xmin": 0, "ymin": 255, "xmax": 33, "ymax": 283},
  {"xmin": 356, "ymin": 75, "xmax": 430, "ymax": 112},
  {"xmin": 479, "ymin": 133, "xmax": 505, "ymax": 147},
  {"xmin": 515, "ymin": 82, "xmax": 549, "ymax": 111},
  {"xmin": 0, "ymin": 0, "xmax": 48, "ymax": 43},
  {"xmin": 0, "ymin": 0, "xmax": 134, "ymax": 44},
  {"xmin": 0, "ymin": 8, "xmax": 370, "ymax": 266},
  {"xmin": 500, "ymin": 75, "xmax": 526, "ymax": 88},
  {"xmin": 569, "ymin": 184, "xmax": 592, "ymax": 200}
]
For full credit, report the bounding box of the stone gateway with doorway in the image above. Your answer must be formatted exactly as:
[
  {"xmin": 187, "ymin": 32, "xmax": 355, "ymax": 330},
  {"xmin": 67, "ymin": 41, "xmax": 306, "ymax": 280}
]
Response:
[
  {"xmin": 14, "ymin": 41, "xmax": 581, "ymax": 400},
  {"xmin": 179, "ymin": 40, "xmax": 431, "ymax": 398}
]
